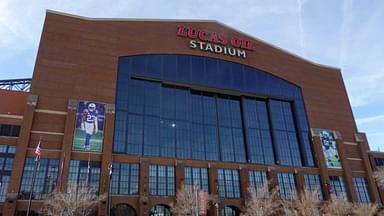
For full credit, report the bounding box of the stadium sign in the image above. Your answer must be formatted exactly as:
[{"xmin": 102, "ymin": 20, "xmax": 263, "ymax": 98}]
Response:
[{"xmin": 177, "ymin": 25, "xmax": 253, "ymax": 59}]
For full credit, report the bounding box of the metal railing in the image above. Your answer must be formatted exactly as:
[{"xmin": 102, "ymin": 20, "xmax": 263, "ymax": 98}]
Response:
[{"xmin": 0, "ymin": 78, "xmax": 32, "ymax": 92}]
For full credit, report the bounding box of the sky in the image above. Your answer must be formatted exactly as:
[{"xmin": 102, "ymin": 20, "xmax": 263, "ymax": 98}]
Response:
[{"xmin": 0, "ymin": 0, "xmax": 383, "ymax": 151}]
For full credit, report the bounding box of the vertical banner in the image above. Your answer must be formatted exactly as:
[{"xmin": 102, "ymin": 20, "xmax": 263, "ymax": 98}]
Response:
[
  {"xmin": 73, "ymin": 101, "xmax": 105, "ymax": 152},
  {"xmin": 319, "ymin": 129, "xmax": 342, "ymax": 168},
  {"xmin": 198, "ymin": 191, "xmax": 208, "ymax": 216}
]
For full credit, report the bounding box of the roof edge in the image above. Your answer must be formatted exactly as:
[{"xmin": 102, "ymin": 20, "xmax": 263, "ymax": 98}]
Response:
[
  {"xmin": 46, "ymin": 9, "xmax": 341, "ymax": 71},
  {"xmin": 46, "ymin": 9, "xmax": 217, "ymax": 23}
]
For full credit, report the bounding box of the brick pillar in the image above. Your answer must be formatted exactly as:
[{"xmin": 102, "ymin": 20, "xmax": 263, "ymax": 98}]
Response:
[
  {"xmin": 60, "ymin": 99, "xmax": 78, "ymax": 191},
  {"xmin": 208, "ymin": 163, "xmax": 219, "ymax": 216},
  {"xmin": 295, "ymin": 168, "xmax": 304, "ymax": 196},
  {"xmin": 98, "ymin": 103, "xmax": 115, "ymax": 216},
  {"xmin": 139, "ymin": 159, "xmax": 149, "ymax": 216},
  {"xmin": 267, "ymin": 167, "xmax": 278, "ymax": 192},
  {"xmin": 4, "ymin": 94, "xmax": 38, "ymax": 216},
  {"xmin": 208, "ymin": 163, "xmax": 218, "ymax": 196},
  {"xmin": 175, "ymin": 160, "xmax": 185, "ymax": 190},
  {"xmin": 355, "ymin": 133, "xmax": 381, "ymax": 203},
  {"xmin": 335, "ymin": 137, "xmax": 358, "ymax": 202},
  {"xmin": 239, "ymin": 166, "xmax": 249, "ymax": 208}
]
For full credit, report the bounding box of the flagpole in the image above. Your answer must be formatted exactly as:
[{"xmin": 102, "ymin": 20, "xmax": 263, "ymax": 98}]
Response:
[
  {"xmin": 107, "ymin": 163, "xmax": 112, "ymax": 216},
  {"xmin": 87, "ymin": 151, "xmax": 91, "ymax": 187},
  {"xmin": 26, "ymin": 156, "xmax": 40, "ymax": 216},
  {"xmin": 59, "ymin": 152, "xmax": 66, "ymax": 191},
  {"xmin": 27, "ymin": 136, "xmax": 42, "ymax": 216}
]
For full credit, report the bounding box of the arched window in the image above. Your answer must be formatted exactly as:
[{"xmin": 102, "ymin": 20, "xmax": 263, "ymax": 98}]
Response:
[
  {"xmin": 111, "ymin": 203, "xmax": 136, "ymax": 216},
  {"xmin": 114, "ymin": 54, "xmax": 316, "ymax": 168},
  {"xmin": 221, "ymin": 206, "xmax": 240, "ymax": 216},
  {"xmin": 150, "ymin": 204, "xmax": 172, "ymax": 216}
]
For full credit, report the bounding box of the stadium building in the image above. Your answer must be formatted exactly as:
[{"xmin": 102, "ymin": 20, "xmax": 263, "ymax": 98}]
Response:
[
  {"xmin": 368, "ymin": 151, "xmax": 384, "ymax": 204},
  {"xmin": 0, "ymin": 10, "xmax": 382, "ymax": 215}
]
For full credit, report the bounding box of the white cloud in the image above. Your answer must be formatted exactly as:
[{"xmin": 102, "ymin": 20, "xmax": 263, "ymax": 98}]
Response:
[
  {"xmin": 338, "ymin": 0, "xmax": 353, "ymax": 67},
  {"xmin": 296, "ymin": 0, "xmax": 305, "ymax": 56},
  {"xmin": 345, "ymin": 70, "xmax": 384, "ymax": 107},
  {"xmin": 356, "ymin": 114, "xmax": 384, "ymax": 125}
]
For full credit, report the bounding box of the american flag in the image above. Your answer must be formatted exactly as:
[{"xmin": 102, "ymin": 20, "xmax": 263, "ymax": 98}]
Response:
[
  {"xmin": 108, "ymin": 163, "xmax": 113, "ymax": 178},
  {"xmin": 35, "ymin": 139, "xmax": 41, "ymax": 162}
]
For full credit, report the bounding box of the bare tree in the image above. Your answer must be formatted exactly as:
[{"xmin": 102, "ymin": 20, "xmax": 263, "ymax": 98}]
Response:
[
  {"xmin": 321, "ymin": 194, "xmax": 352, "ymax": 216},
  {"xmin": 374, "ymin": 166, "xmax": 384, "ymax": 189},
  {"xmin": 284, "ymin": 188, "xmax": 321, "ymax": 216},
  {"xmin": 171, "ymin": 183, "xmax": 216, "ymax": 216},
  {"xmin": 170, "ymin": 184, "xmax": 197, "ymax": 216},
  {"xmin": 41, "ymin": 183, "xmax": 105, "ymax": 216},
  {"xmin": 242, "ymin": 184, "xmax": 282, "ymax": 216}
]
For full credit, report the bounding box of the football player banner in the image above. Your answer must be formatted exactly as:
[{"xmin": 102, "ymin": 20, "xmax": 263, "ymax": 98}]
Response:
[
  {"xmin": 72, "ymin": 101, "xmax": 105, "ymax": 152},
  {"xmin": 319, "ymin": 129, "xmax": 342, "ymax": 169}
]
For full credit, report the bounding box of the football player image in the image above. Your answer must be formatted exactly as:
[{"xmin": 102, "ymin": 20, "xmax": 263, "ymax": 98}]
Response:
[
  {"xmin": 81, "ymin": 103, "xmax": 98, "ymax": 150},
  {"xmin": 320, "ymin": 130, "xmax": 341, "ymax": 168},
  {"xmin": 73, "ymin": 101, "xmax": 105, "ymax": 152}
]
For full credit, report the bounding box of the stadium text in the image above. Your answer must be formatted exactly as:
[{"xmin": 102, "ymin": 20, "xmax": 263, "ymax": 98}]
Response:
[{"xmin": 177, "ymin": 25, "xmax": 252, "ymax": 59}]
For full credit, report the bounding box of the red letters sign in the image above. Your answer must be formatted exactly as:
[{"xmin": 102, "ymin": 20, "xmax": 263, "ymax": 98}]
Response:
[{"xmin": 177, "ymin": 25, "xmax": 253, "ymax": 59}]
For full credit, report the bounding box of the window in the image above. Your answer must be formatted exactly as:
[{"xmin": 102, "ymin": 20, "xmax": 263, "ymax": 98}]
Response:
[
  {"xmin": 19, "ymin": 158, "xmax": 59, "ymax": 200},
  {"xmin": 0, "ymin": 124, "xmax": 20, "ymax": 137},
  {"xmin": 150, "ymin": 205, "xmax": 172, "ymax": 216},
  {"xmin": 218, "ymin": 169, "xmax": 240, "ymax": 198},
  {"xmin": 113, "ymin": 111, "xmax": 128, "ymax": 153},
  {"xmin": 375, "ymin": 158, "xmax": 384, "ymax": 166},
  {"xmin": 221, "ymin": 206, "xmax": 239, "ymax": 216},
  {"xmin": 277, "ymin": 173, "xmax": 297, "ymax": 199},
  {"xmin": 248, "ymin": 171, "xmax": 268, "ymax": 193},
  {"xmin": 269, "ymin": 100, "xmax": 302, "ymax": 166},
  {"xmin": 113, "ymin": 79, "xmax": 225, "ymax": 161},
  {"xmin": 149, "ymin": 165, "xmax": 175, "ymax": 196},
  {"xmin": 243, "ymin": 99, "xmax": 274, "ymax": 164},
  {"xmin": 184, "ymin": 167, "xmax": 209, "ymax": 191},
  {"xmin": 217, "ymin": 96, "xmax": 246, "ymax": 163},
  {"xmin": 353, "ymin": 177, "xmax": 370, "ymax": 204},
  {"xmin": 126, "ymin": 114, "xmax": 144, "ymax": 155},
  {"xmin": 329, "ymin": 176, "xmax": 349, "ymax": 201},
  {"xmin": 111, "ymin": 204, "xmax": 136, "ymax": 216},
  {"xmin": 0, "ymin": 145, "xmax": 16, "ymax": 202},
  {"xmin": 190, "ymin": 92, "xmax": 220, "ymax": 161},
  {"xmin": 304, "ymin": 174, "xmax": 323, "ymax": 200},
  {"xmin": 294, "ymin": 101, "xmax": 315, "ymax": 167},
  {"xmin": 111, "ymin": 162, "xmax": 139, "ymax": 195},
  {"xmin": 68, "ymin": 160, "xmax": 101, "ymax": 193},
  {"xmin": 114, "ymin": 55, "xmax": 315, "ymax": 167}
]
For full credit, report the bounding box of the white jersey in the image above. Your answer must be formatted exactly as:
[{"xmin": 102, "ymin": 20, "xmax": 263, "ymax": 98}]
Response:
[{"xmin": 82, "ymin": 109, "xmax": 98, "ymax": 134}]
